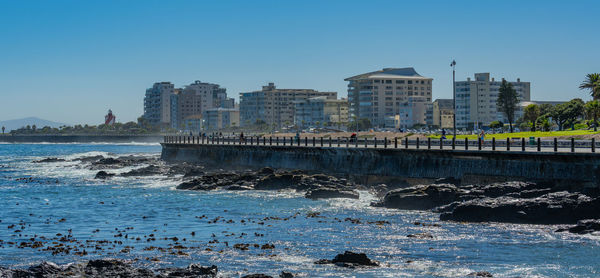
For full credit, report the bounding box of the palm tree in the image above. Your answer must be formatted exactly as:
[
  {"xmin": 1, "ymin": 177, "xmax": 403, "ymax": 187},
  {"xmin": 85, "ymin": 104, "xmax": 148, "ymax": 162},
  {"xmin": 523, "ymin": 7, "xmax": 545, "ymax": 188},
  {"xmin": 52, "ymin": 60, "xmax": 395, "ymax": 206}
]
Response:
[
  {"xmin": 580, "ymin": 73, "xmax": 600, "ymax": 100},
  {"xmin": 585, "ymin": 100, "xmax": 600, "ymax": 131}
]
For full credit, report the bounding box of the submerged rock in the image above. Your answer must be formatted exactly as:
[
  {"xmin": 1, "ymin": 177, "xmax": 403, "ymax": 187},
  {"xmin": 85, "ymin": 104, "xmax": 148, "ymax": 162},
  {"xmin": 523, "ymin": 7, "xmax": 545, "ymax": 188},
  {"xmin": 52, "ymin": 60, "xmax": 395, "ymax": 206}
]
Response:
[
  {"xmin": 373, "ymin": 183, "xmax": 464, "ymax": 210},
  {"xmin": 305, "ymin": 188, "xmax": 359, "ymax": 199},
  {"xmin": 0, "ymin": 259, "xmax": 218, "ymax": 278},
  {"xmin": 121, "ymin": 165, "xmax": 165, "ymax": 177},
  {"xmin": 556, "ymin": 219, "xmax": 600, "ymax": 235},
  {"xmin": 94, "ymin": 171, "xmax": 115, "ymax": 179},
  {"xmin": 467, "ymin": 271, "xmax": 493, "ymax": 277},
  {"xmin": 315, "ymin": 251, "xmax": 379, "ymax": 268},
  {"xmin": 440, "ymin": 191, "xmax": 600, "ymax": 224},
  {"xmin": 33, "ymin": 157, "xmax": 65, "ymax": 163}
]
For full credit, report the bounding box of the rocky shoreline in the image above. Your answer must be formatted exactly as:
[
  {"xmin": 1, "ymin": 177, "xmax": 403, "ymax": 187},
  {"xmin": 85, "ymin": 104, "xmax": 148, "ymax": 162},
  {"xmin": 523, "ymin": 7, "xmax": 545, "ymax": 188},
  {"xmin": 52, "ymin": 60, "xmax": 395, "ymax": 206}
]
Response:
[
  {"xmin": 0, "ymin": 251, "xmax": 383, "ymax": 278},
  {"xmin": 32, "ymin": 153, "xmax": 600, "ymax": 232}
]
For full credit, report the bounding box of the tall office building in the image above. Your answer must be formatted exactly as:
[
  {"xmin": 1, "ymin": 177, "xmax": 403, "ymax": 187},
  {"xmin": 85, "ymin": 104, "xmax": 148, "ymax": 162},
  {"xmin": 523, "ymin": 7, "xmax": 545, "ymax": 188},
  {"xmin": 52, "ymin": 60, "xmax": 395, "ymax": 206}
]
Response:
[
  {"xmin": 345, "ymin": 68, "xmax": 433, "ymax": 127},
  {"xmin": 239, "ymin": 83, "xmax": 337, "ymax": 128},
  {"xmin": 143, "ymin": 82, "xmax": 175, "ymax": 127},
  {"xmin": 455, "ymin": 73, "xmax": 530, "ymax": 129}
]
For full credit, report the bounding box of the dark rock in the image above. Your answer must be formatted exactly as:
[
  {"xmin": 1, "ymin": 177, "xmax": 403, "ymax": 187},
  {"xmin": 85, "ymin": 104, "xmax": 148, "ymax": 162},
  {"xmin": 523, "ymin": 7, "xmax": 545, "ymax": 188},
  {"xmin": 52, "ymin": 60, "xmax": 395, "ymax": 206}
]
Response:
[
  {"xmin": 257, "ymin": 167, "xmax": 275, "ymax": 175},
  {"xmin": 467, "ymin": 271, "xmax": 493, "ymax": 277},
  {"xmin": 478, "ymin": 181, "xmax": 541, "ymax": 198},
  {"xmin": 160, "ymin": 264, "xmax": 218, "ymax": 277},
  {"xmin": 0, "ymin": 259, "xmax": 218, "ymax": 278},
  {"xmin": 279, "ymin": 271, "xmax": 294, "ymax": 278},
  {"xmin": 28, "ymin": 261, "xmax": 62, "ymax": 275},
  {"xmin": 84, "ymin": 259, "xmax": 155, "ymax": 277},
  {"xmin": 93, "ymin": 157, "xmax": 122, "ymax": 165},
  {"xmin": 242, "ymin": 275, "xmax": 273, "ymax": 278},
  {"xmin": 440, "ymin": 191, "xmax": 600, "ymax": 224},
  {"xmin": 433, "ymin": 177, "xmax": 460, "ymax": 185},
  {"xmin": 315, "ymin": 251, "xmax": 379, "ymax": 268},
  {"xmin": 255, "ymin": 174, "xmax": 300, "ymax": 190},
  {"xmin": 72, "ymin": 155, "xmax": 105, "ymax": 163},
  {"xmin": 121, "ymin": 165, "xmax": 164, "ymax": 177},
  {"xmin": 305, "ymin": 188, "xmax": 359, "ymax": 199},
  {"xmin": 374, "ymin": 184, "xmax": 464, "ymax": 210},
  {"xmin": 556, "ymin": 219, "xmax": 600, "ymax": 235},
  {"xmin": 406, "ymin": 232, "xmax": 434, "ymax": 239},
  {"xmin": 33, "ymin": 157, "xmax": 65, "ymax": 163},
  {"xmin": 226, "ymin": 185, "xmax": 254, "ymax": 191},
  {"xmin": 95, "ymin": 171, "xmax": 115, "ymax": 179}
]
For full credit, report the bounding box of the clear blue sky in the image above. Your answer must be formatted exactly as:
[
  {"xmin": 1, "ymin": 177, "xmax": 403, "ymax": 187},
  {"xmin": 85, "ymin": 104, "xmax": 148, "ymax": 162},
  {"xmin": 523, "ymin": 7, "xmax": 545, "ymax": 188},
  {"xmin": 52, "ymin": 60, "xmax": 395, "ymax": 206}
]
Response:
[{"xmin": 1, "ymin": 0, "xmax": 598, "ymax": 125}]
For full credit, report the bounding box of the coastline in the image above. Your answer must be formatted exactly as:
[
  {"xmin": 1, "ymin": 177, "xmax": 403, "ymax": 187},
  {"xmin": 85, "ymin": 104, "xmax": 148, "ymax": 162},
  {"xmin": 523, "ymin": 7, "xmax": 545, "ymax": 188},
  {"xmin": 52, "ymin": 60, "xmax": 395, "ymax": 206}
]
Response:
[{"xmin": 0, "ymin": 134, "xmax": 164, "ymax": 143}]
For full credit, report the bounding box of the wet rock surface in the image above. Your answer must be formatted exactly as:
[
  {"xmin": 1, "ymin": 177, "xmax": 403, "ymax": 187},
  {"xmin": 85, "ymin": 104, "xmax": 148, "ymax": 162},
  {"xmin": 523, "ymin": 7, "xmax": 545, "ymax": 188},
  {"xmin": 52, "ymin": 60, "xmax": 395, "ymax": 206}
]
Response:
[
  {"xmin": 0, "ymin": 259, "xmax": 219, "ymax": 278},
  {"xmin": 439, "ymin": 191, "xmax": 600, "ymax": 224},
  {"xmin": 372, "ymin": 181, "xmax": 600, "ymax": 225},
  {"xmin": 556, "ymin": 219, "xmax": 600, "ymax": 234},
  {"xmin": 94, "ymin": 171, "xmax": 115, "ymax": 179},
  {"xmin": 305, "ymin": 188, "xmax": 360, "ymax": 199},
  {"xmin": 315, "ymin": 251, "xmax": 379, "ymax": 268},
  {"xmin": 176, "ymin": 168, "xmax": 361, "ymax": 199},
  {"xmin": 33, "ymin": 157, "xmax": 66, "ymax": 163}
]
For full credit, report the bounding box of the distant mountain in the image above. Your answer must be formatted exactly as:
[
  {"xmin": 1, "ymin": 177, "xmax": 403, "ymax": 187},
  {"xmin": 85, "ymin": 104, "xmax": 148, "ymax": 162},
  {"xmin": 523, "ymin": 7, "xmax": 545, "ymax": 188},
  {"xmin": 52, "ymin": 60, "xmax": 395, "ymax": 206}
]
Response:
[{"xmin": 0, "ymin": 117, "xmax": 67, "ymax": 132}]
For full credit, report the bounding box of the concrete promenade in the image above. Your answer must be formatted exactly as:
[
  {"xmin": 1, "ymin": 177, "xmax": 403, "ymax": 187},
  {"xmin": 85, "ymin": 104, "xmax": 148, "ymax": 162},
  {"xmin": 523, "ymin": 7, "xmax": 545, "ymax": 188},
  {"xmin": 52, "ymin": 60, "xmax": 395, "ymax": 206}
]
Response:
[
  {"xmin": 163, "ymin": 135, "xmax": 600, "ymax": 154},
  {"xmin": 161, "ymin": 135, "xmax": 600, "ymax": 190}
]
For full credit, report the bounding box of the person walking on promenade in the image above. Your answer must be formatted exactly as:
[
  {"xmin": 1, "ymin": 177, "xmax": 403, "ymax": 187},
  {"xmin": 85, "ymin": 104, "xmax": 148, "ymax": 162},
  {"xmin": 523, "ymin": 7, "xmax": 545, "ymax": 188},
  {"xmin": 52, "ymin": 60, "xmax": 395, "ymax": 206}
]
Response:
[
  {"xmin": 441, "ymin": 129, "xmax": 446, "ymax": 139},
  {"xmin": 240, "ymin": 132, "xmax": 245, "ymax": 143},
  {"xmin": 479, "ymin": 130, "xmax": 486, "ymax": 141}
]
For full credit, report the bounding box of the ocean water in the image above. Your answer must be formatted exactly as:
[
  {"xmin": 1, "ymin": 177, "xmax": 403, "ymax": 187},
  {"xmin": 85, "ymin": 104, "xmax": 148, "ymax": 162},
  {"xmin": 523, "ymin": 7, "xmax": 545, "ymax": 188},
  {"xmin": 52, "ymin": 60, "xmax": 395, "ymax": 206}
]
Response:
[{"xmin": 0, "ymin": 143, "xmax": 598, "ymax": 277}]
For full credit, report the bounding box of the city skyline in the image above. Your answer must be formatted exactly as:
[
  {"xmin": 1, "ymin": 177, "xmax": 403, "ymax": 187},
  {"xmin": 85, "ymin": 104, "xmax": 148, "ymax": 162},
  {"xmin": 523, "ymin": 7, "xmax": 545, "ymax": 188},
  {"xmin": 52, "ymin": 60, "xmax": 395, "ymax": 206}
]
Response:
[{"xmin": 1, "ymin": 0, "xmax": 599, "ymax": 125}]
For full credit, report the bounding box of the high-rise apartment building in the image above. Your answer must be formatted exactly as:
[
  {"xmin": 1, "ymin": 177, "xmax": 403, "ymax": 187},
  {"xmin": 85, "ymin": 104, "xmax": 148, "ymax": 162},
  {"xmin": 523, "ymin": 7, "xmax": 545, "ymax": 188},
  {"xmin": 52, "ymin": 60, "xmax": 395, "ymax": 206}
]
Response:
[
  {"xmin": 455, "ymin": 73, "xmax": 530, "ymax": 129},
  {"xmin": 171, "ymin": 81, "xmax": 233, "ymax": 129},
  {"xmin": 143, "ymin": 82, "xmax": 175, "ymax": 127},
  {"xmin": 432, "ymin": 99, "xmax": 454, "ymax": 129},
  {"xmin": 144, "ymin": 80, "xmax": 233, "ymax": 130},
  {"xmin": 345, "ymin": 68, "xmax": 433, "ymax": 127},
  {"xmin": 239, "ymin": 83, "xmax": 337, "ymax": 128},
  {"xmin": 294, "ymin": 97, "xmax": 349, "ymax": 127}
]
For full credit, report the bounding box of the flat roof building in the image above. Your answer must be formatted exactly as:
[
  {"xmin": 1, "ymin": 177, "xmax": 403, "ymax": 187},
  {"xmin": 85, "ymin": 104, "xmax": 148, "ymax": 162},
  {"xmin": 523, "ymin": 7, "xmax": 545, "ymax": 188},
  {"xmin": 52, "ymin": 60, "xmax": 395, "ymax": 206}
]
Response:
[
  {"xmin": 455, "ymin": 73, "xmax": 530, "ymax": 129},
  {"xmin": 294, "ymin": 97, "xmax": 348, "ymax": 128},
  {"xmin": 345, "ymin": 68, "xmax": 433, "ymax": 127},
  {"xmin": 239, "ymin": 83, "xmax": 336, "ymax": 129}
]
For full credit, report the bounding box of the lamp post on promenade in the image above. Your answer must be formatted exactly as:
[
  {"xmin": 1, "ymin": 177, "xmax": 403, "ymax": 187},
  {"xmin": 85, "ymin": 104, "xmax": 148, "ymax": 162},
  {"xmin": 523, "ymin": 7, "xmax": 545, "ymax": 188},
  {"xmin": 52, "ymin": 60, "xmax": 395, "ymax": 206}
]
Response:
[{"xmin": 451, "ymin": 60, "xmax": 457, "ymax": 138}]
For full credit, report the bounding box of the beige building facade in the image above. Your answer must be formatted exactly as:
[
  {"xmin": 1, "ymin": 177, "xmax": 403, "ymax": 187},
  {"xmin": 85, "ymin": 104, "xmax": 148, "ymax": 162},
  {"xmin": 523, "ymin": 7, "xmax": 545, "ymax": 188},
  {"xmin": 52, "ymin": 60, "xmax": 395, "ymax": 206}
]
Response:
[
  {"xmin": 345, "ymin": 68, "xmax": 433, "ymax": 127},
  {"xmin": 239, "ymin": 83, "xmax": 337, "ymax": 128},
  {"xmin": 432, "ymin": 99, "xmax": 454, "ymax": 129}
]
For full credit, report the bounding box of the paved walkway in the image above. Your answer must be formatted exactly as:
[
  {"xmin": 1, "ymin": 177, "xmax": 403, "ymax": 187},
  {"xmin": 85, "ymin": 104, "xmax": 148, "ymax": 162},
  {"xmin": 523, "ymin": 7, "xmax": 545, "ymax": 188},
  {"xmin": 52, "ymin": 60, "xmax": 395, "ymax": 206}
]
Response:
[{"xmin": 163, "ymin": 136, "xmax": 600, "ymax": 154}]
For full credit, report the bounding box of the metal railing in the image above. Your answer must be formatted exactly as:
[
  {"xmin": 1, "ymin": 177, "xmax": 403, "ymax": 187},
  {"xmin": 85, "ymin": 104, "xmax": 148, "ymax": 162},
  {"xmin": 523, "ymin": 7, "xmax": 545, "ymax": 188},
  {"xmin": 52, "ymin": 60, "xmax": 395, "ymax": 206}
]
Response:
[{"xmin": 162, "ymin": 135, "xmax": 599, "ymax": 154}]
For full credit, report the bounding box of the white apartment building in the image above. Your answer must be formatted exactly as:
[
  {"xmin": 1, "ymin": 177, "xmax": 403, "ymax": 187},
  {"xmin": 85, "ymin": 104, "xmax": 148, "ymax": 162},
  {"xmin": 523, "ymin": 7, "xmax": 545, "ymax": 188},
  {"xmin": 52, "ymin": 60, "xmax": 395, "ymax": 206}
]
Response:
[
  {"xmin": 345, "ymin": 68, "xmax": 433, "ymax": 127},
  {"xmin": 294, "ymin": 97, "xmax": 349, "ymax": 128},
  {"xmin": 239, "ymin": 83, "xmax": 337, "ymax": 128},
  {"xmin": 455, "ymin": 73, "xmax": 530, "ymax": 129},
  {"xmin": 143, "ymin": 82, "xmax": 175, "ymax": 127},
  {"xmin": 396, "ymin": 96, "xmax": 432, "ymax": 129}
]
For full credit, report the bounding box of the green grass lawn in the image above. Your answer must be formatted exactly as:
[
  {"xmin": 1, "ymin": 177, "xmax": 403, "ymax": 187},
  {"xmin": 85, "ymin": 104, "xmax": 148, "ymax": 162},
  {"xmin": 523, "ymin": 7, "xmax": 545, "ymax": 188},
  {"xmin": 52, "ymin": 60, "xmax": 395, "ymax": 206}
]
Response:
[{"xmin": 429, "ymin": 129, "xmax": 600, "ymax": 139}]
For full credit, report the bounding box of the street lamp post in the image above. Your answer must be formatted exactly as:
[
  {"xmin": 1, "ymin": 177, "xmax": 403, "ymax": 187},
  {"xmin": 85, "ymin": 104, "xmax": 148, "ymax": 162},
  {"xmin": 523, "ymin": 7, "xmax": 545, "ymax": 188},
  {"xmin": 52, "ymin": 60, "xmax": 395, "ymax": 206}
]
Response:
[{"xmin": 451, "ymin": 60, "xmax": 457, "ymax": 138}]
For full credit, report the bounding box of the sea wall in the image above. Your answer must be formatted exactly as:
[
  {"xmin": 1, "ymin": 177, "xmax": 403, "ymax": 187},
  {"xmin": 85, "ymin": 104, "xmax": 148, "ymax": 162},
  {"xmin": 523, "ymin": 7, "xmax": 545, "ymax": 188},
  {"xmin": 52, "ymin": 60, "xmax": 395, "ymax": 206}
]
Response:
[
  {"xmin": 161, "ymin": 144, "xmax": 600, "ymax": 189},
  {"xmin": 0, "ymin": 135, "xmax": 164, "ymax": 143}
]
